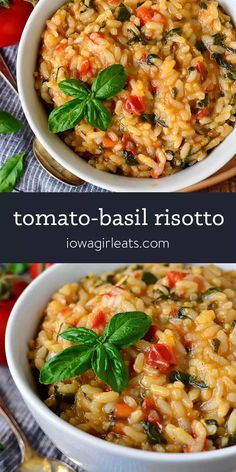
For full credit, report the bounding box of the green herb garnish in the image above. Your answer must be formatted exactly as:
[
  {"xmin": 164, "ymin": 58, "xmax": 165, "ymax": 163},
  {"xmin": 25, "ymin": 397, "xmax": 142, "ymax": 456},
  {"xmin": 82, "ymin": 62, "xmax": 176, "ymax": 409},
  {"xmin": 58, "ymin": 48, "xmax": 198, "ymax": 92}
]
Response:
[
  {"xmin": 0, "ymin": 111, "xmax": 24, "ymax": 134},
  {"xmin": 155, "ymin": 116, "xmax": 168, "ymax": 128},
  {"xmin": 211, "ymin": 338, "xmax": 221, "ymax": 353},
  {"xmin": 48, "ymin": 65, "xmax": 128, "ymax": 133},
  {"xmin": 146, "ymin": 54, "xmax": 159, "ymax": 66},
  {"xmin": 175, "ymin": 307, "xmax": 191, "ymax": 320},
  {"xmin": 199, "ymin": 1, "xmax": 207, "ymax": 8},
  {"xmin": 0, "ymin": 153, "xmax": 25, "ymax": 193},
  {"xmin": 123, "ymin": 150, "xmax": 138, "ymax": 166},
  {"xmin": 196, "ymin": 40, "xmax": 207, "ymax": 53},
  {"xmin": 169, "ymin": 370, "xmax": 208, "ymax": 389},
  {"xmin": 163, "ymin": 28, "xmax": 181, "ymax": 44},
  {"xmin": 143, "ymin": 421, "xmax": 166, "ymax": 444},
  {"xmin": 197, "ymin": 94, "xmax": 209, "ymax": 109},
  {"xmin": 202, "ymin": 287, "xmax": 221, "ymax": 299},
  {"xmin": 141, "ymin": 113, "xmax": 156, "ymax": 123},
  {"xmin": 40, "ymin": 311, "xmax": 151, "ymax": 392},
  {"xmin": 171, "ymin": 87, "xmax": 178, "ymax": 98},
  {"xmin": 212, "ymin": 53, "xmax": 236, "ymax": 80},
  {"xmin": 127, "ymin": 29, "xmax": 148, "ymax": 45},
  {"xmin": 205, "ymin": 419, "xmax": 218, "ymax": 427},
  {"xmin": 227, "ymin": 434, "xmax": 236, "ymax": 447},
  {"xmin": 142, "ymin": 272, "xmax": 157, "ymax": 285},
  {"xmin": 115, "ymin": 3, "xmax": 131, "ymax": 21}
]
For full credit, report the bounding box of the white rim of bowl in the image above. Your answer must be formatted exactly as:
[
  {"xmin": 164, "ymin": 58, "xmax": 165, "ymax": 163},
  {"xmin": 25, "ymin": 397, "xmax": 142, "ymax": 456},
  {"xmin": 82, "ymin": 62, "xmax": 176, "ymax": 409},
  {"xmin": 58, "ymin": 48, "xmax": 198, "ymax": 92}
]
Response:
[
  {"xmin": 16, "ymin": 0, "xmax": 236, "ymax": 192},
  {"xmin": 5, "ymin": 263, "xmax": 236, "ymax": 463}
]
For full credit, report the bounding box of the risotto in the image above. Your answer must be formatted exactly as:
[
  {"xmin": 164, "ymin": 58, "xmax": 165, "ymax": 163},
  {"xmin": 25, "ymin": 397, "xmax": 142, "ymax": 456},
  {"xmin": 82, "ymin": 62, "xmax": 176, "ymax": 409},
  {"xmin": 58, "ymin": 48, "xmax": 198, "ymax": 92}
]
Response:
[
  {"xmin": 29, "ymin": 263, "xmax": 236, "ymax": 453},
  {"xmin": 35, "ymin": 0, "xmax": 236, "ymax": 179}
]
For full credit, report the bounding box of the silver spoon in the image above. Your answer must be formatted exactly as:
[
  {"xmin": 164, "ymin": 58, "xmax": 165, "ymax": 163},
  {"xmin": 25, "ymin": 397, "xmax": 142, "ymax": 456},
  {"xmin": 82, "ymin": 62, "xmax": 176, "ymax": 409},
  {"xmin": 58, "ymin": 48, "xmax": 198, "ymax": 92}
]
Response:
[
  {"xmin": 0, "ymin": 52, "xmax": 84, "ymax": 187},
  {"xmin": 0, "ymin": 396, "xmax": 75, "ymax": 472}
]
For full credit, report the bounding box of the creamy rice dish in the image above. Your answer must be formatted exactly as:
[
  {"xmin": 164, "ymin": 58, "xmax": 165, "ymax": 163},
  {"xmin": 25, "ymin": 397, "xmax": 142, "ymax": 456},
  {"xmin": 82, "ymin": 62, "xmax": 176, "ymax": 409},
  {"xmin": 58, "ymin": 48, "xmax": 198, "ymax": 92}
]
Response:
[
  {"xmin": 29, "ymin": 264, "xmax": 236, "ymax": 452},
  {"xmin": 35, "ymin": 0, "xmax": 236, "ymax": 179}
]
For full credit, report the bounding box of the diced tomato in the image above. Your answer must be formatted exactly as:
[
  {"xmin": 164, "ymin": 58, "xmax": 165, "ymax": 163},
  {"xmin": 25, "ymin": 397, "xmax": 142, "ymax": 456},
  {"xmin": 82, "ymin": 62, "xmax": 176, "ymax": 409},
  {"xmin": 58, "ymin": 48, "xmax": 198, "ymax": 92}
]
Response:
[
  {"xmin": 142, "ymin": 398, "xmax": 163, "ymax": 430},
  {"xmin": 136, "ymin": 6, "xmax": 155, "ymax": 24},
  {"xmin": 150, "ymin": 169, "xmax": 160, "ymax": 179},
  {"xmin": 122, "ymin": 135, "xmax": 136, "ymax": 154},
  {"xmin": 102, "ymin": 134, "xmax": 117, "ymax": 148},
  {"xmin": 166, "ymin": 271, "xmax": 188, "ymax": 288},
  {"xmin": 89, "ymin": 32, "xmax": 105, "ymax": 44},
  {"xmin": 115, "ymin": 403, "xmax": 133, "ymax": 418},
  {"xmin": 193, "ymin": 276, "xmax": 204, "ymax": 290},
  {"xmin": 91, "ymin": 310, "xmax": 106, "ymax": 329},
  {"xmin": 171, "ymin": 307, "xmax": 179, "ymax": 317},
  {"xmin": 147, "ymin": 343, "xmax": 177, "ymax": 373},
  {"xmin": 196, "ymin": 62, "xmax": 207, "ymax": 82},
  {"xmin": 144, "ymin": 324, "xmax": 158, "ymax": 341},
  {"xmin": 124, "ymin": 96, "xmax": 145, "ymax": 115},
  {"xmin": 134, "ymin": 272, "xmax": 141, "ymax": 279},
  {"xmin": 196, "ymin": 107, "xmax": 210, "ymax": 120},
  {"xmin": 80, "ymin": 59, "xmax": 91, "ymax": 76}
]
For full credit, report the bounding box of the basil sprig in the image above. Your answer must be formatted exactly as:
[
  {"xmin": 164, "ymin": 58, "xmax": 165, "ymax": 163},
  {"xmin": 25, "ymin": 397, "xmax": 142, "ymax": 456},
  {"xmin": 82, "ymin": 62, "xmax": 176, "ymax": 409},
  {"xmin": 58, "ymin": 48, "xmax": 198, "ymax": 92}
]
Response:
[
  {"xmin": 0, "ymin": 153, "xmax": 25, "ymax": 192},
  {"xmin": 48, "ymin": 64, "xmax": 128, "ymax": 133},
  {"xmin": 0, "ymin": 111, "xmax": 24, "ymax": 134},
  {"xmin": 40, "ymin": 311, "xmax": 151, "ymax": 392}
]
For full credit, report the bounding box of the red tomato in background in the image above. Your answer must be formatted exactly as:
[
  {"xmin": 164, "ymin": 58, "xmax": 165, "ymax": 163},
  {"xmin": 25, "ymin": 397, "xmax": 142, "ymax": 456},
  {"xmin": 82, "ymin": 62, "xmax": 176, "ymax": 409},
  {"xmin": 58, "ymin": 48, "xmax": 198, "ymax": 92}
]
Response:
[
  {"xmin": 0, "ymin": 280, "xmax": 28, "ymax": 364},
  {"xmin": 30, "ymin": 263, "xmax": 53, "ymax": 279},
  {"xmin": 0, "ymin": 0, "xmax": 33, "ymax": 48}
]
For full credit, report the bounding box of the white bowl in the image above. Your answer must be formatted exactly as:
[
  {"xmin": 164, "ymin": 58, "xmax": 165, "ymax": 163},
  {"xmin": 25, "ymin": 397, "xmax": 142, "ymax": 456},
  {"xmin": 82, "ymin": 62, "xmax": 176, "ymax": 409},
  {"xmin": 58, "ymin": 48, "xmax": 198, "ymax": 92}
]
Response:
[
  {"xmin": 5, "ymin": 263, "xmax": 236, "ymax": 472},
  {"xmin": 17, "ymin": 0, "xmax": 236, "ymax": 192}
]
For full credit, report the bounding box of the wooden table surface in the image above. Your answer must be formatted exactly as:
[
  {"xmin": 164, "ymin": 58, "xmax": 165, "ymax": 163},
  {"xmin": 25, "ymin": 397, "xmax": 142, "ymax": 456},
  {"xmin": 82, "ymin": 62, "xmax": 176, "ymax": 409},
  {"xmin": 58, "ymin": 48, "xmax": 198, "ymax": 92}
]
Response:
[{"xmin": 203, "ymin": 176, "xmax": 236, "ymax": 192}]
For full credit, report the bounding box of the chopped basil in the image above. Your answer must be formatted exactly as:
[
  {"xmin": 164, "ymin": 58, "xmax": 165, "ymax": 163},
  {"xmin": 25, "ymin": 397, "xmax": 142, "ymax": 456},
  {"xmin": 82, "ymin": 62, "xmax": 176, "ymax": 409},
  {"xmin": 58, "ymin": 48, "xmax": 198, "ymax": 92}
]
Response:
[
  {"xmin": 212, "ymin": 53, "xmax": 236, "ymax": 80},
  {"xmin": 211, "ymin": 338, "xmax": 220, "ymax": 353},
  {"xmin": 175, "ymin": 307, "xmax": 191, "ymax": 320},
  {"xmin": 142, "ymin": 271, "xmax": 157, "ymax": 285},
  {"xmin": 82, "ymin": 0, "xmax": 97, "ymax": 9},
  {"xmin": 155, "ymin": 116, "xmax": 168, "ymax": 128},
  {"xmin": 196, "ymin": 40, "xmax": 207, "ymax": 53},
  {"xmin": 123, "ymin": 150, "xmax": 138, "ymax": 166},
  {"xmin": 169, "ymin": 370, "xmax": 208, "ymax": 389},
  {"xmin": 163, "ymin": 28, "xmax": 181, "ymax": 43},
  {"xmin": 202, "ymin": 287, "xmax": 221, "ymax": 299},
  {"xmin": 197, "ymin": 94, "xmax": 209, "ymax": 109},
  {"xmin": 127, "ymin": 29, "xmax": 148, "ymax": 45},
  {"xmin": 141, "ymin": 113, "xmax": 156, "ymax": 123},
  {"xmin": 143, "ymin": 421, "xmax": 166, "ymax": 444},
  {"xmin": 146, "ymin": 54, "xmax": 159, "ymax": 66},
  {"xmin": 115, "ymin": 3, "xmax": 131, "ymax": 21},
  {"xmin": 153, "ymin": 289, "xmax": 169, "ymax": 302},
  {"xmin": 106, "ymin": 274, "xmax": 115, "ymax": 284},
  {"xmin": 227, "ymin": 434, "xmax": 236, "ymax": 447},
  {"xmin": 188, "ymin": 66, "xmax": 195, "ymax": 74},
  {"xmin": 205, "ymin": 419, "xmax": 218, "ymax": 427},
  {"xmin": 171, "ymin": 87, "xmax": 178, "ymax": 98},
  {"xmin": 232, "ymin": 320, "xmax": 236, "ymax": 328},
  {"xmin": 199, "ymin": 1, "xmax": 207, "ymax": 8},
  {"xmin": 213, "ymin": 33, "xmax": 225, "ymax": 47}
]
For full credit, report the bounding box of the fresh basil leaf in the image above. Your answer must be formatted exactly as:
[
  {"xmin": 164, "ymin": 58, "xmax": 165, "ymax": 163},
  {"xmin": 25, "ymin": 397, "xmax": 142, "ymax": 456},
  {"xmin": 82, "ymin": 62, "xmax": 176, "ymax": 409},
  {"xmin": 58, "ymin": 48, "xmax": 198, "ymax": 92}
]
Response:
[
  {"xmin": 169, "ymin": 370, "xmax": 208, "ymax": 389},
  {"xmin": 85, "ymin": 98, "xmax": 111, "ymax": 131},
  {"xmin": 91, "ymin": 64, "xmax": 128, "ymax": 100},
  {"xmin": 143, "ymin": 421, "xmax": 166, "ymax": 444},
  {"xmin": 48, "ymin": 99, "xmax": 86, "ymax": 133},
  {"xmin": 142, "ymin": 272, "xmax": 157, "ymax": 285},
  {"xmin": 58, "ymin": 79, "xmax": 89, "ymax": 99},
  {"xmin": 39, "ymin": 345, "xmax": 94, "ymax": 384},
  {"xmin": 102, "ymin": 311, "xmax": 151, "ymax": 349},
  {"xmin": 0, "ymin": 153, "xmax": 25, "ymax": 193},
  {"xmin": 60, "ymin": 327, "xmax": 99, "ymax": 346},
  {"xmin": 0, "ymin": 111, "xmax": 23, "ymax": 134},
  {"xmin": 92, "ymin": 343, "xmax": 128, "ymax": 392}
]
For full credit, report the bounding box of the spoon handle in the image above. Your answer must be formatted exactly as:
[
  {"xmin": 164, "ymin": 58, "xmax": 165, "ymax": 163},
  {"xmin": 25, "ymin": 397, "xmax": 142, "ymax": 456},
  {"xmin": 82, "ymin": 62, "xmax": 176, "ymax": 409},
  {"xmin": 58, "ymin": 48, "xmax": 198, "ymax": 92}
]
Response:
[{"xmin": 0, "ymin": 396, "xmax": 33, "ymax": 462}]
